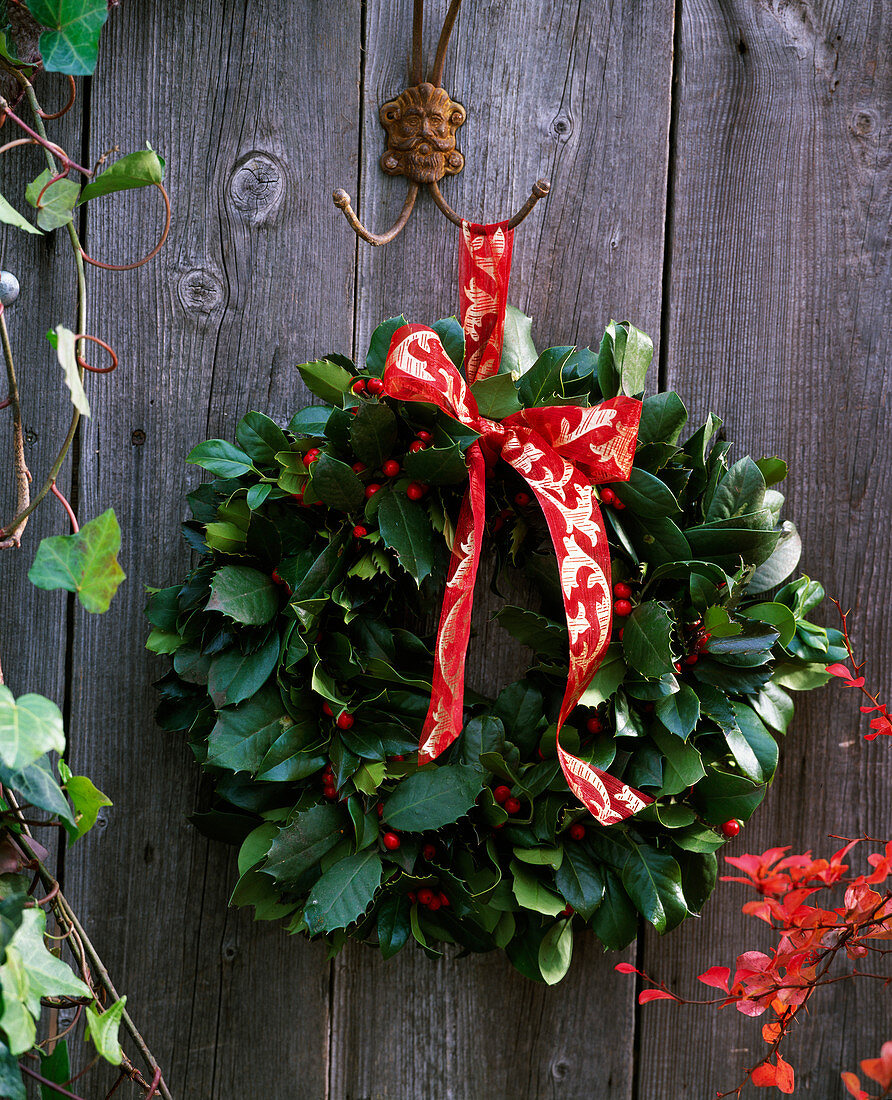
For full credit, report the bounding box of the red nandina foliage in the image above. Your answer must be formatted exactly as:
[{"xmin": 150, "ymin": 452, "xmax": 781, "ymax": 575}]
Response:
[{"xmin": 826, "ymin": 600, "xmax": 892, "ymax": 740}]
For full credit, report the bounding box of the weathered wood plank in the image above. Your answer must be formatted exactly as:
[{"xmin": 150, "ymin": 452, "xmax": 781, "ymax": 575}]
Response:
[
  {"xmin": 62, "ymin": 2, "xmax": 360, "ymax": 1094},
  {"xmin": 637, "ymin": 1, "xmax": 892, "ymax": 1095},
  {"xmin": 332, "ymin": 3, "xmax": 675, "ymax": 1096}
]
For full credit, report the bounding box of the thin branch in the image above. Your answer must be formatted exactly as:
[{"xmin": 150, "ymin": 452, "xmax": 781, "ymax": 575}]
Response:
[{"xmin": 0, "ymin": 305, "xmax": 30, "ymax": 548}]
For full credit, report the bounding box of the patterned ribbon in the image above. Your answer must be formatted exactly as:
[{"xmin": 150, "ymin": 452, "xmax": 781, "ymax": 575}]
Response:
[{"xmin": 380, "ymin": 224, "xmax": 652, "ymax": 826}]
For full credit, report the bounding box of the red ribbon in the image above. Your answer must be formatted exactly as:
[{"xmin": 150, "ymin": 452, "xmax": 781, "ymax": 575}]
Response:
[{"xmin": 380, "ymin": 224, "xmax": 653, "ymax": 826}]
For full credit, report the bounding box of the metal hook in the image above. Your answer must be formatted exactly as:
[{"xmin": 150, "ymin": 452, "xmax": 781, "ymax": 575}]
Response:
[{"xmin": 332, "ymin": 0, "xmax": 550, "ymax": 246}]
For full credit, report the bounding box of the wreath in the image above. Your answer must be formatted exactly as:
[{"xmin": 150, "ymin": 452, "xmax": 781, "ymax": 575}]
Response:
[{"xmin": 146, "ymin": 303, "xmax": 837, "ymax": 983}]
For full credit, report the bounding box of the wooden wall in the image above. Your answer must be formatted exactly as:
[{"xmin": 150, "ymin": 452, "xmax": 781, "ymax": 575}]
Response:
[{"xmin": 1, "ymin": 1, "xmax": 889, "ymax": 1096}]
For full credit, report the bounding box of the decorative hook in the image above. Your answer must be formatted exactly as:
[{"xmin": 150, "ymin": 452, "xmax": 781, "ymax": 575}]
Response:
[{"xmin": 333, "ymin": 0, "xmax": 550, "ymax": 246}]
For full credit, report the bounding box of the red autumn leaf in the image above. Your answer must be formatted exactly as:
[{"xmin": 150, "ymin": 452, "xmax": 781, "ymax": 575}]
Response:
[
  {"xmin": 844, "ymin": 676, "xmax": 867, "ymax": 688},
  {"xmin": 614, "ymin": 962, "xmax": 637, "ymax": 974},
  {"xmin": 840, "ymin": 1071, "xmax": 869, "ymax": 1100},
  {"xmin": 697, "ymin": 966, "xmax": 731, "ymax": 992},
  {"xmin": 638, "ymin": 989, "xmax": 679, "ymax": 1004},
  {"xmin": 751, "ymin": 1062, "xmax": 778, "ymax": 1087},
  {"xmin": 861, "ymin": 1041, "xmax": 892, "ymax": 1091},
  {"xmin": 826, "ymin": 662, "xmax": 854, "ymax": 679},
  {"xmin": 775, "ymin": 1052, "xmax": 795, "ymax": 1093}
]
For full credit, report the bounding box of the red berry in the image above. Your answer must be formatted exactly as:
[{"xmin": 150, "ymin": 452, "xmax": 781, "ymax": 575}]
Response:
[
  {"xmin": 422, "ymin": 843, "xmax": 436, "ymax": 861},
  {"xmin": 382, "ymin": 459, "xmax": 401, "ymax": 477},
  {"xmin": 406, "ymin": 482, "xmax": 426, "ymax": 500},
  {"xmin": 336, "ymin": 712, "xmax": 354, "ymax": 730},
  {"xmin": 613, "ymin": 581, "xmax": 632, "ymax": 599},
  {"xmin": 349, "ymin": 407, "xmax": 358, "ymax": 415},
  {"xmin": 291, "ymin": 492, "xmax": 304, "ymax": 505},
  {"xmin": 562, "ymin": 904, "xmax": 574, "ymax": 916},
  {"xmin": 601, "ymin": 487, "xmax": 616, "ymax": 505},
  {"xmin": 514, "ymin": 491, "xmax": 531, "ymax": 507},
  {"xmin": 721, "ymin": 819, "xmax": 741, "ymax": 838},
  {"xmin": 618, "ymin": 628, "xmax": 624, "ymax": 640},
  {"xmin": 416, "ymin": 430, "xmax": 432, "ymax": 442},
  {"xmin": 492, "ymin": 821, "xmax": 505, "ymax": 830},
  {"xmin": 367, "ymin": 377, "xmax": 385, "ymax": 396},
  {"xmin": 382, "ymin": 831, "xmax": 401, "ymax": 851},
  {"xmin": 376, "ymin": 804, "xmax": 384, "ymax": 818},
  {"xmin": 408, "ymin": 440, "xmax": 427, "ymax": 453},
  {"xmin": 364, "ymin": 483, "xmax": 381, "ymax": 499},
  {"xmin": 417, "ymin": 887, "xmax": 434, "ymax": 906},
  {"xmin": 696, "ymin": 633, "xmax": 712, "ymax": 652},
  {"xmin": 305, "ymin": 450, "xmax": 320, "ymax": 466},
  {"xmin": 322, "ymin": 703, "xmax": 333, "ymax": 717},
  {"xmin": 352, "ymin": 525, "xmax": 368, "ymax": 538},
  {"xmin": 408, "ymin": 891, "xmax": 417, "ymax": 904},
  {"xmin": 352, "ymin": 461, "xmax": 367, "ymax": 474},
  {"xmin": 438, "ymin": 892, "xmax": 450, "ymax": 908},
  {"xmin": 504, "ymin": 797, "xmax": 522, "ymax": 815},
  {"xmin": 569, "ymin": 823, "xmax": 586, "ymax": 841},
  {"xmin": 427, "ymin": 895, "xmax": 442, "ymax": 911},
  {"xmin": 613, "ymin": 498, "xmax": 626, "ymax": 510},
  {"xmin": 614, "ymin": 599, "xmax": 633, "ymax": 617},
  {"xmin": 674, "ymin": 662, "xmax": 682, "ymax": 673},
  {"xmin": 684, "ymin": 654, "xmax": 699, "ymax": 666},
  {"xmin": 586, "ymin": 715, "xmax": 603, "ymax": 735},
  {"xmin": 322, "ymin": 763, "xmax": 333, "ymax": 776},
  {"xmin": 351, "ymin": 379, "xmax": 366, "ymax": 394},
  {"xmin": 323, "ymin": 787, "xmax": 337, "ymax": 800},
  {"xmin": 493, "ymin": 785, "xmax": 511, "ymax": 804}
]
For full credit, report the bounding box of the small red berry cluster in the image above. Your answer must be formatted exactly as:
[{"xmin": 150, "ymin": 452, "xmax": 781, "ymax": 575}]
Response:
[
  {"xmin": 612, "ymin": 579, "xmax": 634, "ymax": 618},
  {"xmin": 672, "ymin": 617, "xmax": 712, "ymax": 673},
  {"xmin": 492, "ymin": 784, "xmax": 522, "ymax": 816},
  {"xmin": 599, "ymin": 485, "xmax": 625, "ymax": 511},
  {"xmin": 407, "ymin": 886, "xmax": 451, "ymax": 912}
]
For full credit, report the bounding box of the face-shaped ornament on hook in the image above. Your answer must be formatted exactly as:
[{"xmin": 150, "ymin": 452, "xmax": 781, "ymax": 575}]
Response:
[{"xmin": 379, "ymin": 82, "xmax": 466, "ymax": 184}]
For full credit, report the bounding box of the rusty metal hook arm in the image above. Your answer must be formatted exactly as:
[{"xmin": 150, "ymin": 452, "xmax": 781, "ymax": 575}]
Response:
[
  {"xmin": 428, "ymin": 177, "xmax": 551, "ymax": 229},
  {"xmin": 332, "ymin": 183, "xmax": 419, "ymax": 247}
]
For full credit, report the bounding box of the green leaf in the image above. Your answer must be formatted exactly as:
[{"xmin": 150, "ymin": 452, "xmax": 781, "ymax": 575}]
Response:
[
  {"xmin": 621, "ymin": 842, "xmax": 687, "ymax": 933},
  {"xmin": 516, "ymin": 347, "xmax": 572, "ymax": 407},
  {"xmin": 377, "ymin": 491, "xmax": 434, "ymax": 586},
  {"xmin": 738, "ymin": 602, "xmax": 796, "ymax": 647},
  {"xmin": 753, "ymin": 681, "xmax": 794, "ymax": 734},
  {"xmin": 64, "ymin": 773, "xmax": 112, "ymax": 841},
  {"xmin": 471, "ymin": 372, "xmax": 522, "ymax": 418},
  {"xmin": 51, "ymin": 325, "xmax": 89, "ymax": 415},
  {"xmin": 39, "ymin": 1039, "xmax": 71, "ymax": 1099},
  {"xmin": 349, "ymin": 403, "xmax": 398, "ymax": 468},
  {"xmin": 654, "ymin": 682, "xmax": 700, "ymax": 739},
  {"xmin": 756, "ymin": 457, "xmax": 788, "ymax": 486},
  {"xmin": 432, "ymin": 316, "xmax": 464, "ymax": 368},
  {"xmin": 206, "ymin": 685, "xmax": 292, "ymax": 774},
  {"xmin": 598, "ymin": 321, "xmax": 653, "ymax": 397},
  {"xmin": 650, "ymin": 727, "xmax": 705, "ymax": 795},
  {"xmin": 732, "ymin": 702, "xmax": 778, "ymax": 782},
  {"xmin": 0, "ymin": 189, "xmax": 41, "ymax": 235},
  {"xmin": 298, "ymin": 359, "xmax": 354, "ymax": 405},
  {"xmin": 0, "ymin": 687, "xmax": 65, "ymax": 771},
  {"xmin": 209, "ymin": 633, "xmax": 280, "ymax": 707},
  {"xmin": 263, "ymin": 805, "xmax": 347, "ymax": 885},
  {"xmin": 304, "ymin": 849, "xmax": 382, "ymax": 933},
  {"xmin": 746, "ymin": 521, "xmax": 802, "ymax": 594},
  {"xmin": 207, "ymin": 565, "xmax": 278, "ymax": 625},
  {"xmin": 613, "ymin": 468, "xmax": 680, "ymax": 518},
  {"xmin": 28, "ymin": 509, "xmax": 125, "ymax": 613},
  {"xmin": 495, "ymin": 606, "xmax": 566, "ymax": 660},
  {"xmin": 377, "ymin": 893, "xmax": 411, "ymax": 960},
  {"xmin": 637, "ymin": 392, "xmax": 688, "ymax": 445},
  {"xmin": 235, "ymin": 411, "xmax": 290, "ymax": 465},
  {"xmin": 578, "ymin": 645, "xmax": 626, "ymax": 707},
  {"xmin": 705, "ymin": 458, "xmax": 766, "ymax": 523},
  {"xmin": 538, "ymin": 918, "xmax": 573, "ymax": 984},
  {"xmin": 0, "ymin": 757, "xmax": 75, "ymax": 826},
  {"xmin": 288, "ymin": 406, "xmax": 333, "ymax": 437},
  {"xmin": 84, "ymin": 998, "xmax": 126, "ymax": 1065},
  {"xmin": 622, "ymin": 602, "xmax": 675, "ymax": 679},
  {"xmin": 25, "ymin": 169, "xmax": 80, "ymax": 229},
  {"xmin": 26, "ymin": 0, "xmax": 108, "ymax": 74},
  {"xmin": 8, "ymin": 907, "xmax": 90, "ymax": 1017},
  {"xmin": 555, "ymin": 845, "xmax": 604, "ymax": 919},
  {"xmin": 310, "ymin": 453, "xmax": 365, "ymax": 511},
  {"xmin": 0, "ymin": 1040, "xmax": 26, "ymax": 1100},
  {"xmin": 500, "ymin": 305, "xmax": 537, "ymax": 376},
  {"xmin": 382, "ymin": 764, "xmax": 483, "ymax": 831},
  {"xmin": 510, "ymin": 860, "xmax": 565, "ymax": 916},
  {"xmin": 366, "ymin": 316, "xmax": 406, "ymax": 375},
  {"xmin": 187, "ymin": 438, "xmax": 254, "ymax": 478},
  {"xmin": 590, "ymin": 870, "xmax": 638, "ymax": 949},
  {"xmin": 79, "ymin": 149, "xmax": 164, "ymax": 202},
  {"xmin": 402, "ymin": 443, "xmax": 468, "ymax": 484}
]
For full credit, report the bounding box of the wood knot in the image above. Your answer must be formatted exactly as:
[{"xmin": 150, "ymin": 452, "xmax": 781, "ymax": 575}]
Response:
[
  {"xmin": 177, "ymin": 268, "xmax": 225, "ymax": 316},
  {"xmin": 228, "ymin": 152, "xmax": 285, "ymax": 222},
  {"xmin": 851, "ymin": 110, "xmax": 877, "ymax": 137}
]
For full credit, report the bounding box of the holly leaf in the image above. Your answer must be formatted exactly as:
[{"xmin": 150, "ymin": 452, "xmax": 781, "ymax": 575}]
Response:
[
  {"xmin": 208, "ymin": 633, "xmax": 280, "ymax": 707},
  {"xmin": 84, "ymin": 998, "xmax": 126, "ymax": 1065},
  {"xmin": 377, "ymin": 491, "xmax": 434, "ymax": 586},
  {"xmin": 622, "ymin": 602, "xmax": 675, "ymax": 679},
  {"xmin": 654, "ymin": 682, "xmax": 700, "ymax": 739},
  {"xmin": 365, "ymin": 316, "xmax": 406, "ymax": 376},
  {"xmin": 28, "ymin": 509, "xmax": 125, "ymax": 612},
  {"xmin": 310, "ymin": 454, "xmax": 365, "ymax": 512},
  {"xmin": 432, "ymin": 316, "xmax": 465, "ymax": 368},
  {"xmin": 376, "ymin": 893, "xmax": 411, "ymax": 960},
  {"xmin": 349, "ymin": 403, "xmax": 398, "ymax": 468},
  {"xmin": 78, "ymin": 149, "xmax": 164, "ymax": 202},
  {"xmin": 207, "ymin": 565, "xmax": 278, "ymax": 625},
  {"xmin": 262, "ymin": 804, "xmax": 347, "ymax": 886},
  {"xmin": 382, "ymin": 764, "xmax": 483, "ymax": 831},
  {"xmin": 297, "ymin": 359, "xmax": 353, "ymax": 405},
  {"xmin": 471, "ymin": 372, "xmax": 522, "ymax": 418},
  {"xmin": 187, "ymin": 438, "xmax": 254, "ymax": 478},
  {"xmin": 304, "ymin": 849, "xmax": 382, "ymax": 934},
  {"xmin": 25, "ymin": 169, "xmax": 79, "ymax": 229},
  {"xmin": 25, "ymin": 0, "xmax": 108, "ymax": 74},
  {"xmin": 205, "ymin": 685, "xmax": 292, "ymax": 774},
  {"xmin": 401, "ymin": 443, "xmax": 468, "ymax": 485},
  {"xmin": 516, "ymin": 347, "xmax": 572, "ymax": 407},
  {"xmin": 500, "ymin": 305, "xmax": 537, "ymax": 376},
  {"xmin": 0, "ymin": 688, "xmax": 65, "ymax": 771}
]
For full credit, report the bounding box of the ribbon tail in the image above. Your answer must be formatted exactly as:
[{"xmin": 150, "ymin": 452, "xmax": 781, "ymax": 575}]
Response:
[
  {"xmin": 418, "ymin": 442, "xmax": 487, "ymax": 764},
  {"xmin": 459, "ymin": 221, "xmax": 514, "ymax": 384}
]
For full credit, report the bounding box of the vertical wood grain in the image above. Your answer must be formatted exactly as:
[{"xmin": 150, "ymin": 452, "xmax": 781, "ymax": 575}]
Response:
[
  {"xmin": 63, "ymin": 2, "xmax": 359, "ymax": 1094},
  {"xmin": 330, "ymin": 3, "xmax": 676, "ymax": 1097},
  {"xmin": 637, "ymin": 1, "xmax": 892, "ymax": 1095}
]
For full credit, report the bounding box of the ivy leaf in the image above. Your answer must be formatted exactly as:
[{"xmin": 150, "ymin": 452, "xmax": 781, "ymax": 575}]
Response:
[
  {"xmin": 78, "ymin": 148, "xmax": 164, "ymax": 202},
  {"xmin": 40, "ymin": 1038, "xmax": 71, "ymax": 1097},
  {"xmin": 25, "ymin": 169, "xmax": 79, "ymax": 229},
  {"xmin": 28, "ymin": 509, "xmax": 125, "ymax": 613},
  {"xmin": 622, "ymin": 602, "xmax": 675, "ymax": 679},
  {"xmin": 0, "ymin": 688, "xmax": 65, "ymax": 771},
  {"xmin": 63, "ymin": 773, "xmax": 112, "ymax": 841},
  {"xmin": 349, "ymin": 403, "xmax": 398, "ymax": 468},
  {"xmin": 205, "ymin": 685, "xmax": 292, "ymax": 774},
  {"xmin": 187, "ymin": 439, "xmax": 254, "ymax": 478},
  {"xmin": 0, "ymin": 189, "xmax": 41, "ymax": 235},
  {"xmin": 0, "ymin": 1039, "xmax": 26, "ymax": 1099},
  {"xmin": 207, "ymin": 565, "xmax": 278, "ymax": 625},
  {"xmin": 310, "ymin": 454, "xmax": 365, "ymax": 512},
  {"xmin": 538, "ymin": 918, "xmax": 573, "ymax": 984},
  {"xmin": 304, "ymin": 849, "xmax": 382, "ymax": 934},
  {"xmin": 25, "ymin": 0, "xmax": 108, "ymax": 74},
  {"xmin": 8, "ymin": 908, "xmax": 90, "ymax": 1017},
  {"xmin": 377, "ymin": 491, "xmax": 434, "ymax": 586},
  {"xmin": 263, "ymin": 805, "xmax": 347, "ymax": 886},
  {"xmin": 382, "ymin": 764, "xmax": 483, "ymax": 831},
  {"xmin": 500, "ymin": 305, "xmax": 537, "ymax": 376},
  {"xmin": 0, "ymin": 756, "xmax": 74, "ymax": 826},
  {"xmin": 84, "ymin": 998, "xmax": 126, "ymax": 1065},
  {"xmin": 50, "ymin": 325, "xmax": 89, "ymax": 415}
]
